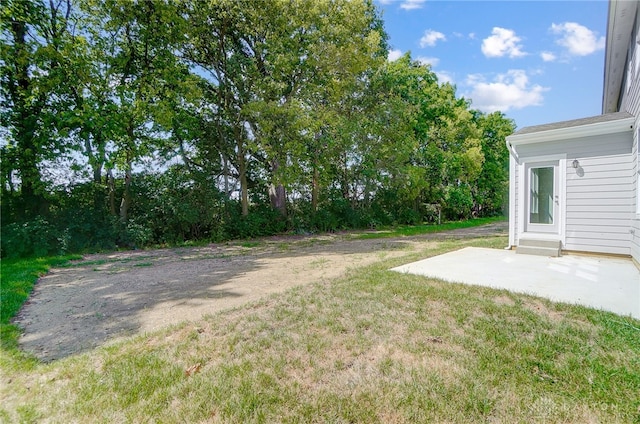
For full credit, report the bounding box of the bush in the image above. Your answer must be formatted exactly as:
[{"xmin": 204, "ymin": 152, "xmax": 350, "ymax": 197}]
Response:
[
  {"xmin": 129, "ymin": 168, "xmax": 231, "ymax": 244},
  {"xmin": 309, "ymin": 208, "xmax": 341, "ymax": 232},
  {"xmin": 225, "ymin": 204, "xmax": 287, "ymax": 239},
  {"xmin": 1, "ymin": 216, "xmax": 66, "ymax": 258},
  {"xmin": 120, "ymin": 220, "xmax": 154, "ymax": 248},
  {"xmin": 443, "ymin": 185, "xmax": 474, "ymax": 220}
]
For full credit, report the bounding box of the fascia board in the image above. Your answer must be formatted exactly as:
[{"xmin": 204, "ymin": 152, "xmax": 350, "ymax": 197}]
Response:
[
  {"xmin": 602, "ymin": 0, "xmax": 619, "ymax": 113},
  {"xmin": 506, "ymin": 117, "xmax": 634, "ymax": 146}
]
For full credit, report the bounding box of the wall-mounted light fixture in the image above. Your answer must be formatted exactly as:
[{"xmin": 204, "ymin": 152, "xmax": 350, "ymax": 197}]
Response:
[{"xmin": 572, "ymin": 159, "xmax": 580, "ymax": 169}]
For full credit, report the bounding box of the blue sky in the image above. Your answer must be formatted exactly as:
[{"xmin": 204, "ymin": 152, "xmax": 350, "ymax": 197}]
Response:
[{"xmin": 376, "ymin": 0, "xmax": 609, "ymax": 129}]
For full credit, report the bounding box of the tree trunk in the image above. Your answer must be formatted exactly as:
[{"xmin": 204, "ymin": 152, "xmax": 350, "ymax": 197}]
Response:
[
  {"xmin": 119, "ymin": 163, "xmax": 132, "ymax": 222},
  {"xmin": 311, "ymin": 131, "xmax": 321, "ymax": 213},
  {"xmin": 119, "ymin": 123, "xmax": 134, "ymax": 222},
  {"xmin": 341, "ymin": 152, "xmax": 349, "ymax": 200},
  {"xmin": 83, "ymin": 131, "xmax": 104, "ymax": 185},
  {"xmin": 311, "ymin": 165, "xmax": 319, "ymax": 213},
  {"xmin": 17, "ymin": 120, "xmax": 45, "ymax": 216},
  {"xmin": 107, "ymin": 168, "xmax": 116, "ymax": 216},
  {"xmin": 236, "ymin": 130, "xmax": 249, "ymax": 216},
  {"xmin": 83, "ymin": 131, "xmax": 105, "ymax": 211},
  {"xmin": 269, "ymin": 159, "xmax": 287, "ymax": 217},
  {"xmin": 222, "ymin": 152, "xmax": 230, "ymax": 197},
  {"xmin": 10, "ymin": 18, "xmax": 46, "ymax": 217},
  {"xmin": 269, "ymin": 183, "xmax": 287, "ymax": 217}
]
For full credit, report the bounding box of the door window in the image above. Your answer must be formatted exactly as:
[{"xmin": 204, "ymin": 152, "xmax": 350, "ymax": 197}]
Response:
[{"xmin": 529, "ymin": 166, "xmax": 554, "ymax": 225}]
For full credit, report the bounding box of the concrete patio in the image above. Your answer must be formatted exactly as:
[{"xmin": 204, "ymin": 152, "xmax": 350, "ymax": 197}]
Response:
[{"xmin": 391, "ymin": 247, "xmax": 640, "ymax": 320}]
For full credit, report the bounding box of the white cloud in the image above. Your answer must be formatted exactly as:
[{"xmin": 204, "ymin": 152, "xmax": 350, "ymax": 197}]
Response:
[
  {"xmin": 400, "ymin": 0, "xmax": 426, "ymax": 10},
  {"xmin": 420, "ymin": 30, "xmax": 446, "ymax": 47},
  {"xmin": 481, "ymin": 27, "xmax": 526, "ymax": 58},
  {"xmin": 541, "ymin": 51, "xmax": 556, "ymax": 62},
  {"xmin": 435, "ymin": 70, "xmax": 454, "ymax": 85},
  {"xmin": 388, "ymin": 49, "xmax": 403, "ymax": 62},
  {"xmin": 416, "ymin": 56, "xmax": 440, "ymax": 67},
  {"xmin": 468, "ymin": 33, "xmax": 476, "ymax": 40},
  {"xmin": 550, "ymin": 22, "xmax": 605, "ymax": 56},
  {"xmin": 465, "ymin": 70, "xmax": 548, "ymax": 112}
]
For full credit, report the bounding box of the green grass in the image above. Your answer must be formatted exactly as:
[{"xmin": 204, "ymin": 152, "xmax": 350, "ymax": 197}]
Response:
[
  {"xmin": 1, "ymin": 255, "xmax": 80, "ymax": 367},
  {"xmin": 58, "ymin": 255, "xmax": 155, "ymax": 268},
  {"xmin": 1, "ymin": 228, "xmax": 639, "ymax": 423},
  {"xmin": 355, "ymin": 216, "xmax": 505, "ymax": 239},
  {"xmin": 1, "ymin": 255, "xmax": 81, "ymax": 326}
]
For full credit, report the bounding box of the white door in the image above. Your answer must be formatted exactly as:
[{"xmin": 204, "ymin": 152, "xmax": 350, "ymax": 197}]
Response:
[{"xmin": 525, "ymin": 161, "xmax": 559, "ymax": 234}]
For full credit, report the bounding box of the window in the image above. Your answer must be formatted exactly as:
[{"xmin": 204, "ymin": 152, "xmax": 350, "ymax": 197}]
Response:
[{"xmin": 529, "ymin": 167, "xmax": 554, "ymax": 224}]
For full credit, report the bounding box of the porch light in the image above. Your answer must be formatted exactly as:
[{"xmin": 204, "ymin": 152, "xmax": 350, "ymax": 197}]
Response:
[{"xmin": 572, "ymin": 159, "xmax": 580, "ymax": 169}]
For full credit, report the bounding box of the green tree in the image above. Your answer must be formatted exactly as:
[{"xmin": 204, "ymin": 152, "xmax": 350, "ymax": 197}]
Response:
[
  {"xmin": 473, "ymin": 111, "xmax": 515, "ymax": 216},
  {"xmin": 1, "ymin": 0, "xmax": 74, "ymax": 217},
  {"xmin": 182, "ymin": 0, "xmax": 387, "ymax": 218},
  {"xmin": 180, "ymin": 0, "xmax": 254, "ymax": 215},
  {"xmin": 77, "ymin": 0, "xmax": 187, "ymax": 222},
  {"xmin": 246, "ymin": 0, "xmax": 386, "ymax": 217},
  {"xmin": 366, "ymin": 54, "xmax": 484, "ymax": 220}
]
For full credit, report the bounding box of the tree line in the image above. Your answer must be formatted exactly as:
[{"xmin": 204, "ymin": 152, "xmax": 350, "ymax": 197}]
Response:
[{"xmin": 0, "ymin": 0, "xmax": 515, "ymax": 257}]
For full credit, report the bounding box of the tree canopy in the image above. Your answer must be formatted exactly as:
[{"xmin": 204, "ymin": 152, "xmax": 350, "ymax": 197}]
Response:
[{"xmin": 1, "ymin": 0, "xmax": 515, "ymax": 257}]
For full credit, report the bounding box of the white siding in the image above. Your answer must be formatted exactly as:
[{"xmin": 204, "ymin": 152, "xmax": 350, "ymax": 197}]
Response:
[
  {"xmin": 621, "ymin": 5, "xmax": 640, "ymax": 264},
  {"xmin": 514, "ymin": 162, "xmax": 520, "ymax": 246},
  {"xmin": 516, "ymin": 132, "xmax": 634, "ymax": 255},
  {"xmin": 630, "ymin": 128, "xmax": 640, "ymax": 263}
]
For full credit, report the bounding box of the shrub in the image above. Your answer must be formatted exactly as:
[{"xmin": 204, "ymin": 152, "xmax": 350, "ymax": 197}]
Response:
[
  {"xmin": 226, "ymin": 204, "xmax": 287, "ymax": 239},
  {"xmin": 1, "ymin": 216, "xmax": 66, "ymax": 258},
  {"xmin": 444, "ymin": 185, "xmax": 474, "ymax": 220}
]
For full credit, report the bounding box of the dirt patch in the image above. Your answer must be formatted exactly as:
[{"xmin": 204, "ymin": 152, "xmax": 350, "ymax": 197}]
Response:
[
  {"xmin": 493, "ymin": 295, "xmax": 516, "ymax": 306},
  {"xmin": 12, "ymin": 222, "xmax": 507, "ymax": 362}
]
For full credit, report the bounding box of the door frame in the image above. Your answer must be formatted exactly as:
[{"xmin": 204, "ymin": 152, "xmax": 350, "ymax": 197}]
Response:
[{"xmin": 517, "ymin": 154, "xmax": 566, "ymax": 243}]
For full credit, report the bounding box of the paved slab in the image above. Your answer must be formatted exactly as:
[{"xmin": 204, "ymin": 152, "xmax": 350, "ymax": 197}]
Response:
[{"xmin": 392, "ymin": 247, "xmax": 640, "ymax": 319}]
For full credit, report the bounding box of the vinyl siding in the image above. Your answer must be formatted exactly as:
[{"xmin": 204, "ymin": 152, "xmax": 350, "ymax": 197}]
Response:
[
  {"xmin": 620, "ymin": 5, "xmax": 640, "ymax": 264},
  {"xmin": 513, "ymin": 161, "xmax": 520, "ymax": 246},
  {"xmin": 516, "ymin": 132, "xmax": 634, "ymax": 255},
  {"xmin": 630, "ymin": 128, "xmax": 640, "ymax": 262},
  {"xmin": 567, "ymin": 147, "xmax": 633, "ymax": 255}
]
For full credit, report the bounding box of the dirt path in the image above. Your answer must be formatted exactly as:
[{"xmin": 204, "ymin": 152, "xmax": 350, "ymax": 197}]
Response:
[{"xmin": 13, "ymin": 222, "xmax": 507, "ymax": 362}]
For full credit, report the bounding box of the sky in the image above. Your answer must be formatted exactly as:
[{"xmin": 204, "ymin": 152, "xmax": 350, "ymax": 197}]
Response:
[{"xmin": 376, "ymin": 0, "xmax": 609, "ymax": 129}]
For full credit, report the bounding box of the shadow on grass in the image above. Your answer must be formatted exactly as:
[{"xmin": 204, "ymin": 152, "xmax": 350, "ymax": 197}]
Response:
[{"xmin": 11, "ymin": 221, "xmax": 508, "ymax": 362}]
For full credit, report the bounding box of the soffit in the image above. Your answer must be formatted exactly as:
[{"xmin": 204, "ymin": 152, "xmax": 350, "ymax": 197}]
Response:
[{"xmin": 603, "ymin": 0, "xmax": 638, "ymax": 114}]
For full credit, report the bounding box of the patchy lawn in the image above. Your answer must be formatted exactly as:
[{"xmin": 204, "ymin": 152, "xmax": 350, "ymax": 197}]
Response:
[{"xmin": 1, "ymin": 225, "xmax": 639, "ymax": 423}]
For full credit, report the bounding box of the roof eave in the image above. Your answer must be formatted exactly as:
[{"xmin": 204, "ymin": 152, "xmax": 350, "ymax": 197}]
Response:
[
  {"xmin": 602, "ymin": 0, "xmax": 638, "ymax": 114},
  {"xmin": 602, "ymin": 0, "xmax": 618, "ymax": 113},
  {"xmin": 506, "ymin": 116, "xmax": 634, "ymax": 146}
]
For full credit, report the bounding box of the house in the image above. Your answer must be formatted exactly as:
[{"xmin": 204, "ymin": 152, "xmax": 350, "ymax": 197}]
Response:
[{"xmin": 506, "ymin": 0, "xmax": 640, "ymax": 266}]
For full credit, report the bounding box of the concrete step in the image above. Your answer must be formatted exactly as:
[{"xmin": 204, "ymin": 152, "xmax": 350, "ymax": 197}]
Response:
[
  {"xmin": 518, "ymin": 238, "xmax": 561, "ymax": 249},
  {"xmin": 517, "ymin": 238, "xmax": 561, "ymax": 257},
  {"xmin": 516, "ymin": 245, "xmax": 561, "ymax": 257}
]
